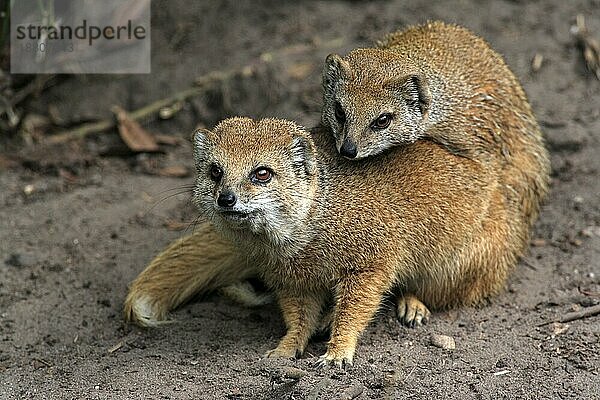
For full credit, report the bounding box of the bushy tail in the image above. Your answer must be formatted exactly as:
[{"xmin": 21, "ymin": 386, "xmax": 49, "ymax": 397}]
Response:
[{"xmin": 123, "ymin": 223, "xmax": 261, "ymax": 327}]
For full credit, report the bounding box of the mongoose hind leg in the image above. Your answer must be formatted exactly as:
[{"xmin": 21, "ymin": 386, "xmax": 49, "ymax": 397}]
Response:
[
  {"xmin": 266, "ymin": 290, "xmax": 327, "ymax": 359},
  {"xmin": 396, "ymin": 294, "xmax": 431, "ymax": 327},
  {"xmin": 219, "ymin": 281, "xmax": 273, "ymax": 307}
]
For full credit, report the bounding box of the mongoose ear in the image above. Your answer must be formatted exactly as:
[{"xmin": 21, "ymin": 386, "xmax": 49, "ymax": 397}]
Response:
[
  {"xmin": 323, "ymin": 54, "xmax": 353, "ymax": 88},
  {"xmin": 399, "ymin": 75, "xmax": 431, "ymax": 118},
  {"xmin": 191, "ymin": 127, "xmax": 207, "ymax": 142},
  {"xmin": 191, "ymin": 128, "xmax": 214, "ymax": 159},
  {"xmin": 289, "ymin": 135, "xmax": 317, "ymax": 177}
]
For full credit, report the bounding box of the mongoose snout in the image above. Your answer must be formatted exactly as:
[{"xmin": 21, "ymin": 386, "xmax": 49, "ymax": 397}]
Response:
[
  {"xmin": 339, "ymin": 138, "xmax": 358, "ymax": 159},
  {"xmin": 217, "ymin": 191, "xmax": 237, "ymax": 208}
]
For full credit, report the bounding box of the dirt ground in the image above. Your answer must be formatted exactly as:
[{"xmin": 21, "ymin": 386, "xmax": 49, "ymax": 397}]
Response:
[{"xmin": 1, "ymin": 1, "xmax": 599, "ymax": 399}]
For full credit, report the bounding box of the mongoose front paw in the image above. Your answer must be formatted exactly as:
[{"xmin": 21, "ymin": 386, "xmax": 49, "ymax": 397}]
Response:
[
  {"xmin": 396, "ymin": 295, "xmax": 431, "ymax": 328},
  {"xmin": 265, "ymin": 345, "xmax": 300, "ymax": 359},
  {"xmin": 316, "ymin": 349, "xmax": 354, "ymax": 368}
]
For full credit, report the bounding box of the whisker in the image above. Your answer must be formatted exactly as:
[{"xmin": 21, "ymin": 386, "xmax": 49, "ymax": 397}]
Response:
[
  {"xmin": 183, "ymin": 214, "xmax": 204, "ymax": 236},
  {"xmin": 144, "ymin": 190, "xmax": 193, "ymax": 214},
  {"xmin": 152, "ymin": 184, "xmax": 196, "ymax": 196}
]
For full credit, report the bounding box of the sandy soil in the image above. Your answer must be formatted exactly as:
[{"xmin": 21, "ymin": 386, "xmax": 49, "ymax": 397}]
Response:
[{"xmin": 1, "ymin": 1, "xmax": 599, "ymax": 399}]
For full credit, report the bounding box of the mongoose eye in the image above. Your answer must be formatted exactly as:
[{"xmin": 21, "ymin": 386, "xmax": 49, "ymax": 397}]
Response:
[
  {"xmin": 210, "ymin": 165, "xmax": 223, "ymax": 182},
  {"xmin": 251, "ymin": 167, "xmax": 273, "ymax": 184},
  {"xmin": 334, "ymin": 101, "xmax": 346, "ymax": 124},
  {"xmin": 371, "ymin": 113, "xmax": 393, "ymax": 130}
]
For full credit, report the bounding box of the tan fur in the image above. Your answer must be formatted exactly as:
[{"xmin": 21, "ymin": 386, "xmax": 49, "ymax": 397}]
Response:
[
  {"xmin": 182, "ymin": 116, "xmax": 547, "ymax": 366},
  {"xmin": 322, "ymin": 21, "xmax": 550, "ymax": 319},
  {"xmin": 123, "ymin": 223, "xmax": 257, "ymax": 327},
  {"xmin": 322, "ymin": 21, "xmax": 549, "ymax": 223}
]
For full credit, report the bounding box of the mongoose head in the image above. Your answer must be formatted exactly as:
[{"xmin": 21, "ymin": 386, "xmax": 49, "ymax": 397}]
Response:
[
  {"xmin": 322, "ymin": 50, "xmax": 431, "ymax": 159},
  {"xmin": 192, "ymin": 117, "xmax": 318, "ymax": 248}
]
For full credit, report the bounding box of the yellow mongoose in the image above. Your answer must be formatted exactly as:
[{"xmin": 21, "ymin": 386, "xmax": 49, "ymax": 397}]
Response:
[
  {"xmin": 320, "ymin": 22, "xmax": 550, "ymax": 320},
  {"xmin": 127, "ymin": 116, "xmax": 543, "ymax": 366},
  {"xmin": 124, "ymin": 22, "xmax": 550, "ymax": 364}
]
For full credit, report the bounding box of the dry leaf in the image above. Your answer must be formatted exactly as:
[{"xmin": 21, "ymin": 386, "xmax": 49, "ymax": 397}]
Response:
[
  {"xmin": 154, "ymin": 134, "xmax": 183, "ymax": 146},
  {"xmin": 112, "ymin": 105, "xmax": 159, "ymax": 152}
]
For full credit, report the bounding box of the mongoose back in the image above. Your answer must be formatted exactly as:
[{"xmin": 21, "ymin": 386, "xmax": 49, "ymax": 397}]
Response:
[
  {"xmin": 189, "ymin": 116, "xmax": 529, "ymax": 366},
  {"xmin": 322, "ymin": 21, "xmax": 549, "ymax": 264}
]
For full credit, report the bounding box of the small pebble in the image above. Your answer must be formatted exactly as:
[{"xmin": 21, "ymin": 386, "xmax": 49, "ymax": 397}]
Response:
[
  {"xmin": 550, "ymin": 322, "xmax": 569, "ymax": 336},
  {"xmin": 430, "ymin": 334, "xmax": 456, "ymax": 350},
  {"xmin": 23, "ymin": 184, "xmax": 35, "ymax": 195},
  {"xmin": 569, "ymin": 238, "xmax": 583, "ymax": 247},
  {"xmin": 281, "ymin": 366, "xmax": 308, "ymax": 380},
  {"xmin": 531, "ymin": 53, "xmax": 543, "ymax": 72},
  {"xmin": 531, "ymin": 238, "xmax": 547, "ymax": 247}
]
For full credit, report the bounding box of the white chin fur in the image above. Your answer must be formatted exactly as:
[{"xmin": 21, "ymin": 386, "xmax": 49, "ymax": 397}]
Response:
[{"xmin": 131, "ymin": 296, "xmax": 172, "ymax": 327}]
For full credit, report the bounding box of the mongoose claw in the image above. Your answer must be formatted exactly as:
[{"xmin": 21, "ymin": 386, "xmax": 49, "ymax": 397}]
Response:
[
  {"xmin": 315, "ymin": 351, "xmax": 353, "ymax": 369},
  {"xmin": 397, "ymin": 295, "xmax": 431, "ymax": 328},
  {"xmin": 265, "ymin": 346, "xmax": 300, "ymax": 360}
]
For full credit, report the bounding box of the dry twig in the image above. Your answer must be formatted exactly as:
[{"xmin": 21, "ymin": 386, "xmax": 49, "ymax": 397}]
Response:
[
  {"xmin": 560, "ymin": 304, "xmax": 600, "ymax": 323},
  {"xmin": 112, "ymin": 105, "xmax": 160, "ymax": 152},
  {"xmin": 47, "ymin": 38, "xmax": 345, "ymax": 144},
  {"xmin": 538, "ymin": 304, "xmax": 600, "ymax": 326},
  {"xmin": 107, "ymin": 340, "xmax": 124, "ymax": 354},
  {"xmin": 578, "ymin": 286, "xmax": 600, "ymax": 298},
  {"xmin": 47, "ymin": 84, "xmax": 212, "ymax": 144},
  {"xmin": 0, "ymin": 75, "xmax": 56, "ymax": 129}
]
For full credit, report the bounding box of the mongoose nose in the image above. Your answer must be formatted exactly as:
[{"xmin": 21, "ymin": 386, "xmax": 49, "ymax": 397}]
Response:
[
  {"xmin": 217, "ymin": 192, "xmax": 237, "ymax": 208},
  {"xmin": 340, "ymin": 139, "xmax": 358, "ymax": 159}
]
